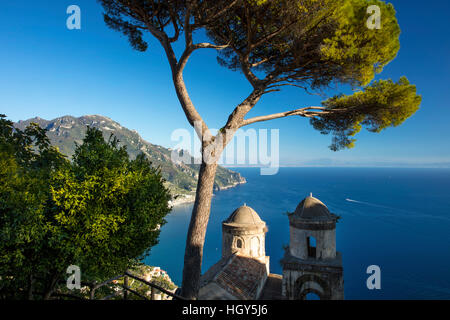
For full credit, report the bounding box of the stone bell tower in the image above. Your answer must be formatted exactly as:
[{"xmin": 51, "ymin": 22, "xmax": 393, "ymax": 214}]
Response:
[
  {"xmin": 281, "ymin": 194, "xmax": 344, "ymax": 300},
  {"xmin": 222, "ymin": 205, "xmax": 268, "ymax": 262},
  {"xmin": 198, "ymin": 205, "xmax": 270, "ymax": 300}
]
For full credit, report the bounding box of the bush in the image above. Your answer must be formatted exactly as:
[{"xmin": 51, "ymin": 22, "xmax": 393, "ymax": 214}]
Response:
[{"xmin": 0, "ymin": 115, "xmax": 171, "ymax": 299}]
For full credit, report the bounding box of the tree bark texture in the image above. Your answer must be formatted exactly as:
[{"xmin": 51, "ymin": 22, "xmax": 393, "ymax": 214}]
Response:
[{"xmin": 180, "ymin": 162, "xmax": 218, "ymax": 299}]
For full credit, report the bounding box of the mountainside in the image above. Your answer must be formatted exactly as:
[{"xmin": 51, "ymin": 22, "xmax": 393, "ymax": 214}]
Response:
[{"xmin": 14, "ymin": 115, "xmax": 246, "ymax": 204}]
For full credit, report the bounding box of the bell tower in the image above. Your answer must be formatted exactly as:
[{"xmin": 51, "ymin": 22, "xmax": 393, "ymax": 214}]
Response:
[
  {"xmin": 281, "ymin": 194, "xmax": 344, "ymax": 300},
  {"xmin": 222, "ymin": 205, "xmax": 268, "ymax": 262}
]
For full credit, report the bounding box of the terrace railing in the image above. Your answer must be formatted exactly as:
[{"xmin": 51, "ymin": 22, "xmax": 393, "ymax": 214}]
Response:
[{"xmin": 34, "ymin": 271, "xmax": 188, "ymax": 301}]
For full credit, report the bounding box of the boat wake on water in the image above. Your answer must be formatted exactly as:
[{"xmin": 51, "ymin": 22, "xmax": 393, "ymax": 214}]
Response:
[
  {"xmin": 345, "ymin": 198, "xmax": 450, "ymax": 223},
  {"xmin": 345, "ymin": 198, "xmax": 392, "ymax": 209}
]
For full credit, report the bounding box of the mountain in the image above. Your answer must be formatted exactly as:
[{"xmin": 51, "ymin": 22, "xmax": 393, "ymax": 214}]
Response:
[{"xmin": 14, "ymin": 115, "xmax": 246, "ymax": 204}]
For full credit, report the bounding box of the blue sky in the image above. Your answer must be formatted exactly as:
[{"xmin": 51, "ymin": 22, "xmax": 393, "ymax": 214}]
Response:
[{"xmin": 0, "ymin": 0, "xmax": 449, "ymax": 166}]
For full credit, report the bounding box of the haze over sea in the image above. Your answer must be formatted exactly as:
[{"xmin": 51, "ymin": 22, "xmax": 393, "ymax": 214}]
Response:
[{"xmin": 145, "ymin": 167, "xmax": 450, "ymax": 299}]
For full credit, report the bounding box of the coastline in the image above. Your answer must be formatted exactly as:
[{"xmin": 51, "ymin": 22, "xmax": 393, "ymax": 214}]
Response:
[{"xmin": 169, "ymin": 179, "xmax": 247, "ymax": 208}]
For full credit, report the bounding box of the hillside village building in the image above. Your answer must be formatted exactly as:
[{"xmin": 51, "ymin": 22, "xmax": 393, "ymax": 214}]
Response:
[{"xmin": 198, "ymin": 194, "xmax": 344, "ymax": 300}]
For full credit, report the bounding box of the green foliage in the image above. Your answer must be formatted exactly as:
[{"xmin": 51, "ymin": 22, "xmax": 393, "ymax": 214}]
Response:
[
  {"xmin": 203, "ymin": 0, "xmax": 400, "ymax": 87},
  {"xmin": 98, "ymin": 0, "xmax": 182, "ymax": 51},
  {"xmin": 14, "ymin": 115, "xmax": 245, "ymax": 195},
  {"xmin": 0, "ymin": 114, "xmax": 68, "ymax": 297},
  {"xmin": 311, "ymin": 77, "xmax": 422, "ymax": 150},
  {"xmin": 0, "ymin": 117, "xmax": 171, "ymax": 299},
  {"xmin": 320, "ymin": 0, "xmax": 400, "ymax": 86}
]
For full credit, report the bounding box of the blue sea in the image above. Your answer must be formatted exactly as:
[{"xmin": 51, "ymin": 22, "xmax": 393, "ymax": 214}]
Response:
[{"xmin": 144, "ymin": 167, "xmax": 450, "ymax": 299}]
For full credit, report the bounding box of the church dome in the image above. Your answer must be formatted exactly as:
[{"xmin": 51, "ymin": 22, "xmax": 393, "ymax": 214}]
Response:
[
  {"xmin": 223, "ymin": 205, "xmax": 265, "ymax": 226},
  {"xmin": 292, "ymin": 194, "xmax": 333, "ymax": 220}
]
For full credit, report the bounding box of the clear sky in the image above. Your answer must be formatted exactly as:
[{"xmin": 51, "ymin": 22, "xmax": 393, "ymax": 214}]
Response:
[{"xmin": 0, "ymin": 0, "xmax": 449, "ymax": 166}]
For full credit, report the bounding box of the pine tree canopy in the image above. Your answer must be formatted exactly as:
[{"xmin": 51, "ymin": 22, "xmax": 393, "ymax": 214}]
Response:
[{"xmin": 98, "ymin": 0, "xmax": 421, "ymax": 150}]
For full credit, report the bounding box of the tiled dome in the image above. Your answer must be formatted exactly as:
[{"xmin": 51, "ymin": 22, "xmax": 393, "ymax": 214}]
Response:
[
  {"xmin": 224, "ymin": 205, "xmax": 264, "ymax": 226},
  {"xmin": 293, "ymin": 195, "xmax": 333, "ymax": 220}
]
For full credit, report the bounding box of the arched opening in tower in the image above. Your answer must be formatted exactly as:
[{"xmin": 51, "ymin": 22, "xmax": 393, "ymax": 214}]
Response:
[
  {"xmin": 305, "ymin": 292, "xmax": 321, "ymax": 300},
  {"xmin": 307, "ymin": 236, "xmax": 317, "ymax": 258}
]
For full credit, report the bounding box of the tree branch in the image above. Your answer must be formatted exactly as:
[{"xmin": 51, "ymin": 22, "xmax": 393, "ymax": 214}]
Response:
[
  {"xmin": 266, "ymin": 82, "xmax": 321, "ymax": 96},
  {"xmin": 167, "ymin": 4, "xmax": 180, "ymax": 42},
  {"xmin": 193, "ymin": 0, "xmax": 240, "ymax": 27},
  {"xmin": 249, "ymin": 21, "xmax": 296, "ymax": 51},
  {"xmin": 193, "ymin": 42, "xmax": 231, "ymax": 50},
  {"xmin": 220, "ymin": 88, "xmax": 266, "ymax": 135},
  {"xmin": 134, "ymin": 2, "xmax": 211, "ymax": 142},
  {"xmin": 240, "ymin": 106, "xmax": 328, "ymax": 127}
]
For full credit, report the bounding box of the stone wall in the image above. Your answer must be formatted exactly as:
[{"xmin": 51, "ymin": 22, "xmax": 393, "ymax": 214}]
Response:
[
  {"xmin": 289, "ymin": 226, "xmax": 336, "ymax": 260},
  {"xmin": 281, "ymin": 251, "xmax": 344, "ymax": 300},
  {"xmin": 222, "ymin": 225, "xmax": 267, "ymax": 261}
]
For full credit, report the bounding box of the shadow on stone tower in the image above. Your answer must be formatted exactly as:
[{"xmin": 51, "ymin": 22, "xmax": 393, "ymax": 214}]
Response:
[{"xmin": 198, "ymin": 195, "xmax": 344, "ymax": 300}]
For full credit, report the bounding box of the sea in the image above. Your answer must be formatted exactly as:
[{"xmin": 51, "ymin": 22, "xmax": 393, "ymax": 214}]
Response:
[{"xmin": 144, "ymin": 167, "xmax": 450, "ymax": 299}]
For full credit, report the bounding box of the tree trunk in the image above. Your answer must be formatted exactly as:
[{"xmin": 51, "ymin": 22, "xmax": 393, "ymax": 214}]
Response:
[
  {"xmin": 180, "ymin": 161, "xmax": 218, "ymax": 299},
  {"xmin": 27, "ymin": 274, "xmax": 34, "ymax": 300},
  {"xmin": 43, "ymin": 273, "xmax": 59, "ymax": 300}
]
